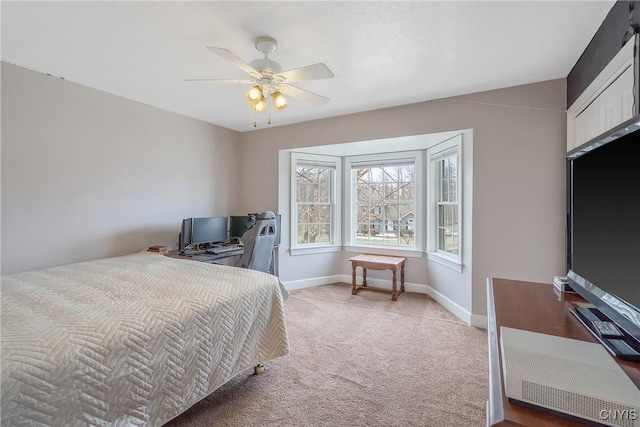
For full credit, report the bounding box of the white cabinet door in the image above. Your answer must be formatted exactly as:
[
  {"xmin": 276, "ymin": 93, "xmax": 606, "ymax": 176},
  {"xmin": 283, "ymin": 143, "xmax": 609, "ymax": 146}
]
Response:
[
  {"xmin": 567, "ymin": 36, "xmax": 636, "ymax": 152},
  {"xmin": 596, "ymin": 65, "xmax": 635, "ymax": 133}
]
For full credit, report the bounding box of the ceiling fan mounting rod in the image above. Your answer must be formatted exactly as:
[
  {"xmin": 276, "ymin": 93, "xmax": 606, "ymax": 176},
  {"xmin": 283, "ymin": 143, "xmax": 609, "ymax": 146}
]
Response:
[
  {"xmin": 249, "ymin": 36, "xmax": 282, "ymax": 78},
  {"xmin": 254, "ymin": 36, "xmax": 278, "ymax": 58}
]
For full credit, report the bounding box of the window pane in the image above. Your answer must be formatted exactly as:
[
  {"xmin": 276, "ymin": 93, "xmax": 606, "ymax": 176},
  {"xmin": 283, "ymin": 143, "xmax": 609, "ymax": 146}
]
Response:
[
  {"xmin": 383, "ymin": 183, "xmax": 399, "ymax": 203},
  {"xmin": 318, "ymin": 168, "xmax": 329, "ymax": 184},
  {"xmin": 297, "ymin": 224, "xmax": 308, "ymax": 244},
  {"xmin": 446, "ymin": 156, "xmax": 457, "ymax": 202},
  {"xmin": 296, "ymin": 182, "xmax": 307, "ymax": 202},
  {"xmin": 438, "ymin": 203, "xmax": 458, "ymax": 255},
  {"xmin": 318, "ymin": 204, "xmax": 331, "ymax": 223},
  {"xmin": 355, "ymin": 168, "xmax": 370, "ymax": 183},
  {"xmin": 399, "ymin": 182, "xmax": 414, "ymax": 202},
  {"xmin": 307, "ymin": 223, "xmax": 321, "ymax": 243},
  {"xmin": 370, "ymin": 167, "xmax": 384, "ymax": 182},
  {"xmin": 437, "ymin": 203, "xmax": 458, "ymax": 255},
  {"xmin": 295, "ymin": 162, "xmax": 335, "ymax": 246},
  {"xmin": 399, "ymin": 165, "xmax": 413, "ymax": 182},
  {"xmin": 297, "ymin": 204, "xmax": 309, "ymax": 224},
  {"xmin": 385, "ymin": 166, "xmax": 399, "ymax": 181},
  {"xmin": 353, "ymin": 162, "xmax": 415, "ymax": 248},
  {"xmin": 316, "ymin": 182, "xmax": 330, "ymax": 202},
  {"xmin": 438, "ymin": 227, "xmax": 445, "ymax": 251},
  {"xmin": 356, "ymin": 183, "xmax": 370, "ymax": 205},
  {"xmin": 429, "ymin": 142, "xmax": 461, "ymax": 258},
  {"xmin": 317, "ymin": 224, "xmax": 331, "ymax": 243},
  {"xmin": 356, "ymin": 222, "xmax": 371, "ymax": 244}
]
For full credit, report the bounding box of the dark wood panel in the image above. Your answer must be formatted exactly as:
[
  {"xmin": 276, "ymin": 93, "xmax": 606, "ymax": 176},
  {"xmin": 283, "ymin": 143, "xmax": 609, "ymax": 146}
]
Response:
[
  {"xmin": 567, "ymin": 1, "xmax": 639, "ymax": 107},
  {"xmin": 487, "ymin": 277, "xmax": 640, "ymax": 427}
]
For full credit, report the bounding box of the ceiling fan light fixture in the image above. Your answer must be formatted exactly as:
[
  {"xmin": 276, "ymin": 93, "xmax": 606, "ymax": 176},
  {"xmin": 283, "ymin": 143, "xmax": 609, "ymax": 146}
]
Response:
[
  {"xmin": 271, "ymin": 91, "xmax": 288, "ymax": 111},
  {"xmin": 251, "ymin": 95, "xmax": 267, "ymax": 113},
  {"xmin": 245, "ymin": 85, "xmax": 263, "ymax": 105},
  {"xmin": 191, "ymin": 36, "xmax": 334, "ymax": 128}
]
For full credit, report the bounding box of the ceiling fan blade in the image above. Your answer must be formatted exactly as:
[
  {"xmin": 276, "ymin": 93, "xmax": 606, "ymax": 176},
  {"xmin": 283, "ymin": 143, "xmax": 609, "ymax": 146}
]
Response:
[
  {"xmin": 280, "ymin": 84, "xmax": 330, "ymax": 106},
  {"xmin": 206, "ymin": 46, "xmax": 262, "ymax": 79},
  {"xmin": 276, "ymin": 63, "xmax": 334, "ymax": 83},
  {"xmin": 184, "ymin": 78, "xmax": 254, "ymax": 84}
]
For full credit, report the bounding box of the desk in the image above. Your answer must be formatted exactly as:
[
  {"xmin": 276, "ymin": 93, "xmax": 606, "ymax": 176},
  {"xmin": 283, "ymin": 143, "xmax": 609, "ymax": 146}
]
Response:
[
  {"xmin": 166, "ymin": 248, "xmax": 280, "ymax": 276},
  {"xmin": 350, "ymin": 254, "xmax": 406, "ymax": 301},
  {"xmin": 166, "ymin": 249, "xmax": 243, "ymax": 266},
  {"xmin": 487, "ymin": 278, "xmax": 640, "ymax": 426}
]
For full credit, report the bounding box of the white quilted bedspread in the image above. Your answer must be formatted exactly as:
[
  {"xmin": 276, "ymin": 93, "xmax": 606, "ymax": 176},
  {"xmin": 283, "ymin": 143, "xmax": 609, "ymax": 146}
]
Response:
[{"xmin": 1, "ymin": 252, "xmax": 290, "ymax": 426}]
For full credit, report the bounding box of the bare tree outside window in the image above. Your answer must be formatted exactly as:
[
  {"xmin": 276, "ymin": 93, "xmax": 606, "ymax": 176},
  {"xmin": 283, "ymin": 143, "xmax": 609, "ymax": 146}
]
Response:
[
  {"xmin": 354, "ymin": 163, "xmax": 415, "ymax": 247},
  {"xmin": 296, "ymin": 165, "xmax": 333, "ymax": 244}
]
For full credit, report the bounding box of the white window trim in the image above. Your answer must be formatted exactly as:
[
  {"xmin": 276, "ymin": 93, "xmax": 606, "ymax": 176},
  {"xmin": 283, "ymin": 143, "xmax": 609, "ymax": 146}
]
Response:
[
  {"xmin": 290, "ymin": 152, "xmax": 342, "ymax": 256},
  {"xmin": 426, "ymin": 135, "xmax": 463, "ymax": 272},
  {"xmin": 344, "ymin": 150, "xmax": 424, "ymax": 255}
]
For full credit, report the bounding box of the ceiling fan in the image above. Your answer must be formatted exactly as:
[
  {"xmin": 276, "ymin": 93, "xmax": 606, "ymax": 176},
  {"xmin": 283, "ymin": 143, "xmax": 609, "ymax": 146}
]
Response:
[{"xmin": 186, "ymin": 36, "xmax": 334, "ymax": 127}]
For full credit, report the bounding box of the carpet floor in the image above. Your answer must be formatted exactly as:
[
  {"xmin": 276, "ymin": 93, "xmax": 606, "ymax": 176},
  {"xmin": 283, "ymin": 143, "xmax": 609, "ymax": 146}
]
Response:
[{"xmin": 166, "ymin": 283, "xmax": 488, "ymax": 426}]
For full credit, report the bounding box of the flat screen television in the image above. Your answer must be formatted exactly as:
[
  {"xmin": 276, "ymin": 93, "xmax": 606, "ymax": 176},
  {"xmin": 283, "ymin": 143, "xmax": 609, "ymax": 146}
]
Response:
[
  {"xmin": 191, "ymin": 216, "xmax": 228, "ymax": 246},
  {"xmin": 567, "ymin": 117, "xmax": 640, "ymax": 359}
]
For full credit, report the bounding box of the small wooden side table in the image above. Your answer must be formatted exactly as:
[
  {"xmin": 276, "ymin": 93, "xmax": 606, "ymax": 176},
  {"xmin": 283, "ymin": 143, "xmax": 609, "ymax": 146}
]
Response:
[{"xmin": 350, "ymin": 254, "xmax": 406, "ymax": 301}]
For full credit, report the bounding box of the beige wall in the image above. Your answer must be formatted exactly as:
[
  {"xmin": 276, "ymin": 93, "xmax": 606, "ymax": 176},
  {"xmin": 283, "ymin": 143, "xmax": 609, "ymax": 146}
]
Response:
[
  {"xmin": 239, "ymin": 79, "xmax": 567, "ymax": 318},
  {"xmin": 1, "ymin": 61, "xmax": 567, "ymax": 319},
  {"xmin": 1, "ymin": 63, "xmax": 242, "ymax": 274}
]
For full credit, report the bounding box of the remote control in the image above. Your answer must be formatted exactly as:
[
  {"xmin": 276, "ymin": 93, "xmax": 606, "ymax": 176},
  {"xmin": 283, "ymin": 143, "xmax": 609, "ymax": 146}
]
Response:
[{"xmin": 592, "ymin": 320, "xmax": 624, "ymax": 338}]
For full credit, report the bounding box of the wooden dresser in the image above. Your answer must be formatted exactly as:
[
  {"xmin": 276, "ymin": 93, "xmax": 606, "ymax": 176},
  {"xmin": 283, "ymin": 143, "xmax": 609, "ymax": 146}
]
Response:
[{"xmin": 486, "ymin": 278, "xmax": 640, "ymax": 426}]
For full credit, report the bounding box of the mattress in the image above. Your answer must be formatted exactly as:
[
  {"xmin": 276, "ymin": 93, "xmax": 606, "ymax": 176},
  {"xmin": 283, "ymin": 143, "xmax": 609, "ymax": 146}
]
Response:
[{"xmin": 1, "ymin": 252, "xmax": 290, "ymax": 426}]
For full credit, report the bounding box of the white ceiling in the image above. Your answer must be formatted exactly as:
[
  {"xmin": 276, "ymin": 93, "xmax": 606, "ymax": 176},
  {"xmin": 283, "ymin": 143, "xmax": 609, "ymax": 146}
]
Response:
[{"xmin": 1, "ymin": 1, "xmax": 614, "ymax": 133}]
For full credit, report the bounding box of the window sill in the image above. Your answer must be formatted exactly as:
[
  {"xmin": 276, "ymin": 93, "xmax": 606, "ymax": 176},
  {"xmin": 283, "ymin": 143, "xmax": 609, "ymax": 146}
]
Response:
[
  {"xmin": 344, "ymin": 245, "xmax": 423, "ymax": 259},
  {"xmin": 290, "ymin": 245, "xmax": 342, "ymax": 256},
  {"xmin": 426, "ymin": 251, "xmax": 463, "ymax": 272}
]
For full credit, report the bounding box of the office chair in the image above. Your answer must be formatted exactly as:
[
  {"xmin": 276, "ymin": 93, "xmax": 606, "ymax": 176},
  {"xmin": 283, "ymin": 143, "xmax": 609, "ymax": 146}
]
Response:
[{"xmin": 236, "ymin": 211, "xmax": 276, "ymax": 273}]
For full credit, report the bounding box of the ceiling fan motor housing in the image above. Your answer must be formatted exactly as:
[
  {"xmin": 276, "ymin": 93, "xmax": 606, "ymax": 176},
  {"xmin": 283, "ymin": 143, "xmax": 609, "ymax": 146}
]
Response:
[{"xmin": 249, "ymin": 58, "xmax": 282, "ymax": 76}]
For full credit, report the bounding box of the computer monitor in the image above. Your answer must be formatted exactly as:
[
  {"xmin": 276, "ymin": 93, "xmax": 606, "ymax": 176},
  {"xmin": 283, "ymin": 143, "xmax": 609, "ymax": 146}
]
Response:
[
  {"xmin": 178, "ymin": 218, "xmax": 193, "ymax": 253},
  {"xmin": 229, "ymin": 215, "xmax": 256, "ymax": 242},
  {"xmin": 191, "ymin": 216, "xmax": 228, "ymax": 246},
  {"xmin": 229, "ymin": 213, "xmax": 281, "ymax": 246}
]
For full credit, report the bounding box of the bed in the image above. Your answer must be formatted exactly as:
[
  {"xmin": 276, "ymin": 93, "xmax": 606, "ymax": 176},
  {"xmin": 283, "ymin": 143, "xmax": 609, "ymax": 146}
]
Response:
[{"xmin": 1, "ymin": 251, "xmax": 290, "ymax": 426}]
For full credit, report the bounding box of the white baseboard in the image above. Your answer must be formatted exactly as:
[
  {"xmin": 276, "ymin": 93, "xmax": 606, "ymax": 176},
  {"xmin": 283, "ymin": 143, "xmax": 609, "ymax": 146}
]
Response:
[
  {"xmin": 283, "ymin": 275, "xmax": 344, "ymax": 291},
  {"xmin": 470, "ymin": 314, "xmax": 488, "ymax": 329},
  {"xmin": 420, "ymin": 282, "xmax": 472, "ymax": 326},
  {"xmin": 282, "ymin": 274, "xmax": 485, "ymax": 328}
]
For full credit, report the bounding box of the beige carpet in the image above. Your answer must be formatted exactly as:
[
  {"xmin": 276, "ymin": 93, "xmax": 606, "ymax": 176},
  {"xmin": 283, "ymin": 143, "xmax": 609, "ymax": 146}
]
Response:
[{"xmin": 166, "ymin": 283, "xmax": 488, "ymax": 427}]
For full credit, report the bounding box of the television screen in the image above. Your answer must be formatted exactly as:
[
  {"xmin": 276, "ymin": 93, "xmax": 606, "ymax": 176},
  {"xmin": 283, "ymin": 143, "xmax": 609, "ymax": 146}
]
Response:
[
  {"xmin": 568, "ymin": 122, "xmax": 640, "ymax": 350},
  {"xmin": 191, "ymin": 217, "xmax": 228, "ymax": 246},
  {"xmin": 570, "ymin": 129, "xmax": 640, "ymax": 310}
]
